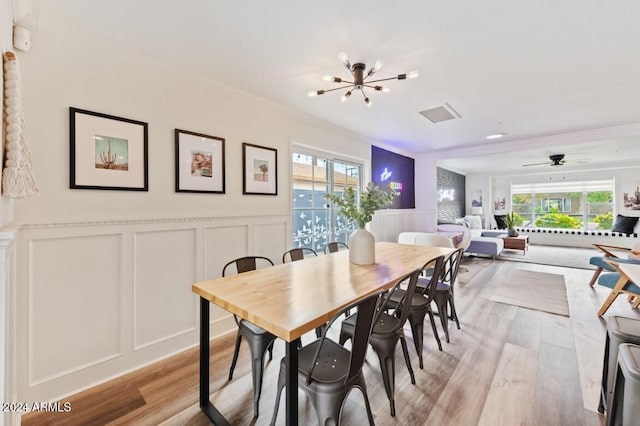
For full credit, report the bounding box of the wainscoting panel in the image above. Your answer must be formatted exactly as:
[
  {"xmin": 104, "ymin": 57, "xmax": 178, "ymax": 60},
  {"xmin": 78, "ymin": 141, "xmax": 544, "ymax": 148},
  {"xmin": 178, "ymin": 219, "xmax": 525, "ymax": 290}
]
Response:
[
  {"xmin": 28, "ymin": 233, "xmax": 123, "ymax": 386},
  {"xmin": 11, "ymin": 214, "xmax": 290, "ymax": 405},
  {"xmin": 203, "ymin": 224, "xmax": 249, "ymax": 322},
  {"xmin": 133, "ymin": 228, "xmax": 198, "ymax": 350},
  {"xmin": 253, "ymin": 221, "xmax": 288, "ymax": 263},
  {"xmin": 370, "ymin": 210, "xmax": 417, "ymax": 242}
]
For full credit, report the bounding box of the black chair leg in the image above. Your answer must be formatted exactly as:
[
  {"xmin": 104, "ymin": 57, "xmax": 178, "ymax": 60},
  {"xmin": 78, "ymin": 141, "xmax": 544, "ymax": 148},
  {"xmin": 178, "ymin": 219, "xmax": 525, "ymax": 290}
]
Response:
[
  {"xmin": 434, "ymin": 296, "xmax": 450, "ymax": 343},
  {"xmin": 371, "ymin": 339, "xmax": 398, "ymax": 417},
  {"xmin": 400, "ymin": 334, "xmax": 416, "ymax": 385},
  {"xmin": 407, "ymin": 311, "xmax": 426, "ymax": 369},
  {"xmin": 267, "ymin": 340, "xmax": 274, "ymax": 361},
  {"xmin": 427, "ymin": 308, "xmax": 443, "ymax": 352},
  {"xmin": 449, "ymin": 297, "xmax": 460, "ymax": 329},
  {"xmin": 228, "ymin": 331, "xmax": 242, "ymax": 380}
]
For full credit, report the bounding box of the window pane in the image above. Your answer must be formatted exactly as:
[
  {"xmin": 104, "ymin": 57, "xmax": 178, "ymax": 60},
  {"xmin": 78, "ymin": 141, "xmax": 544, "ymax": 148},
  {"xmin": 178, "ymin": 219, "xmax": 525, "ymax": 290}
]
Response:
[{"xmin": 292, "ymin": 151, "xmax": 362, "ymax": 249}]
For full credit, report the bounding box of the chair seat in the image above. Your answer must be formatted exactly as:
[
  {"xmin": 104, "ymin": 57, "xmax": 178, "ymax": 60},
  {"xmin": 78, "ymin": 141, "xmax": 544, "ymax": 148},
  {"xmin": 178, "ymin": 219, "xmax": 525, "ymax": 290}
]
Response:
[
  {"xmin": 296, "ymin": 339, "xmax": 350, "ymax": 384},
  {"xmin": 591, "ymin": 256, "xmax": 640, "ymax": 270},
  {"xmin": 387, "ymin": 289, "xmax": 428, "ymax": 308},
  {"xmin": 239, "ymin": 319, "xmax": 271, "ymax": 335},
  {"xmin": 599, "ymin": 272, "xmax": 640, "ymax": 293},
  {"xmin": 343, "ymin": 312, "xmax": 402, "ymax": 335},
  {"xmin": 416, "ymin": 278, "xmax": 450, "ymax": 293}
]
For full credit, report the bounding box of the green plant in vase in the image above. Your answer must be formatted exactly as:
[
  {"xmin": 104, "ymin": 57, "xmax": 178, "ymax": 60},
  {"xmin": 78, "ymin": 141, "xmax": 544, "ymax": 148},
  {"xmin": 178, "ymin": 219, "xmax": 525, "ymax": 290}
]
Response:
[
  {"xmin": 504, "ymin": 212, "xmax": 518, "ymax": 237},
  {"xmin": 325, "ymin": 183, "xmax": 398, "ymax": 264}
]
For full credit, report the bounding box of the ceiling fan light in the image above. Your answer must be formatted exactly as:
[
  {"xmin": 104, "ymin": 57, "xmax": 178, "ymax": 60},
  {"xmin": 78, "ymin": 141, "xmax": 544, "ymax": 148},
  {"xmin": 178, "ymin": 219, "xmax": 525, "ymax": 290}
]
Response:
[{"xmin": 486, "ymin": 133, "xmax": 506, "ymax": 140}]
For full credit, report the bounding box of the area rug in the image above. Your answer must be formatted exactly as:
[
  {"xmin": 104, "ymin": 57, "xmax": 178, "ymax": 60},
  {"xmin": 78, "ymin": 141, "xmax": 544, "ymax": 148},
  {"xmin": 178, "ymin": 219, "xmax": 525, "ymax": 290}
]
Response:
[
  {"xmin": 489, "ymin": 269, "xmax": 570, "ymax": 317},
  {"xmin": 496, "ymin": 244, "xmax": 599, "ymax": 270}
]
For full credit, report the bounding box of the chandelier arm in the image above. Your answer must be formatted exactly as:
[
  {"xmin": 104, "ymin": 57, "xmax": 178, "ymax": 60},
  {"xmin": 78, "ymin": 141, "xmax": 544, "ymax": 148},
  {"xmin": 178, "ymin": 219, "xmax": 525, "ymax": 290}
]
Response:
[
  {"xmin": 364, "ymin": 75, "xmax": 404, "ymax": 84},
  {"xmin": 362, "ymin": 84, "xmax": 385, "ymax": 89},
  {"xmin": 317, "ymin": 84, "xmax": 356, "ymax": 94}
]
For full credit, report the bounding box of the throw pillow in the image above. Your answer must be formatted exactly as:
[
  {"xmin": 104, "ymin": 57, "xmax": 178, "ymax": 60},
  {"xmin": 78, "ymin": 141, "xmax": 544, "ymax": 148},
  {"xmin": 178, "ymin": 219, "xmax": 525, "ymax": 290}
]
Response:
[
  {"xmin": 464, "ymin": 215, "xmax": 483, "ymax": 229},
  {"xmin": 494, "ymin": 215, "xmax": 507, "ymax": 230},
  {"xmin": 612, "ymin": 214, "xmax": 639, "ymax": 235}
]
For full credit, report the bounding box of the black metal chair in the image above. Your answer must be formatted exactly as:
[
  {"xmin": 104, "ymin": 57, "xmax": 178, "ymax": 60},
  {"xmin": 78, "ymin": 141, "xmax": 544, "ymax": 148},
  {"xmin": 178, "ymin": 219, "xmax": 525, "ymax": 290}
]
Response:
[
  {"xmin": 339, "ymin": 267, "xmax": 422, "ymax": 416},
  {"xmin": 223, "ymin": 256, "xmax": 276, "ymax": 419},
  {"xmin": 324, "ymin": 241, "xmax": 349, "ymax": 254},
  {"xmin": 386, "ymin": 255, "xmax": 446, "ymax": 369},
  {"xmin": 282, "ymin": 247, "xmax": 317, "ymax": 263},
  {"xmin": 269, "ymin": 290, "xmax": 384, "ymax": 426},
  {"xmin": 427, "ymin": 248, "xmax": 464, "ymax": 343}
]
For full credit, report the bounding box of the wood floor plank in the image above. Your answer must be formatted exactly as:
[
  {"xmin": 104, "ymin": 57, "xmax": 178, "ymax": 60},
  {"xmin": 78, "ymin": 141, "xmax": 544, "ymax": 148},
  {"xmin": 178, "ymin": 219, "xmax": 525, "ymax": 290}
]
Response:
[
  {"xmin": 478, "ymin": 342, "xmax": 538, "ymax": 426},
  {"xmin": 535, "ymin": 341, "xmax": 585, "ymax": 425}
]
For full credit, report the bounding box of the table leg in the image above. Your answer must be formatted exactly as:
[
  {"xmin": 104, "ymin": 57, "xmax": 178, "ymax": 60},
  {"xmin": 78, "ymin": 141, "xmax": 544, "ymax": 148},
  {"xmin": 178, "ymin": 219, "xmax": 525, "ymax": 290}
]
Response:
[
  {"xmin": 200, "ymin": 297, "xmax": 230, "ymax": 425},
  {"xmin": 285, "ymin": 339, "xmax": 300, "ymax": 426}
]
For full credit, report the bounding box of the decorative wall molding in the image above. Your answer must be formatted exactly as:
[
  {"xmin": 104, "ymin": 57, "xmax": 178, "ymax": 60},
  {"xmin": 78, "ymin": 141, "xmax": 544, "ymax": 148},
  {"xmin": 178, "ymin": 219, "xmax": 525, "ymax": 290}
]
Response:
[{"xmin": 18, "ymin": 213, "xmax": 290, "ymax": 230}]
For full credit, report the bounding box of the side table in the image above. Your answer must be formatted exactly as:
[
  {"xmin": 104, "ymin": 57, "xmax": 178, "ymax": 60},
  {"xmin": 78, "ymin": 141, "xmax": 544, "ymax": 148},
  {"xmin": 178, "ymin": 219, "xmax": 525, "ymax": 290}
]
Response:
[{"xmin": 501, "ymin": 235, "xmax": 529, "ymax": 254}]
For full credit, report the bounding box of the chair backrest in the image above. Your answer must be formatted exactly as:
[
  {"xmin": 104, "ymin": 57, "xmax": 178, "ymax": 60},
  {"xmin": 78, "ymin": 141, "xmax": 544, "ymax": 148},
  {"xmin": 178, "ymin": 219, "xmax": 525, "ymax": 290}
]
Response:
[
  {"xmin": 380, "ymin": 268, "xmax": 422, "ymax": 332},
  {"xmin": 441, "ymin": 248, "xmax": 464, "ymax": 287},
  {"xmin": 282, "ymin": 248, "xmax": 317, "ymax": 263},
  {"xmin": 222, "ymin": 256, "xmax": 274, "ymax": 276},
  {"xmin": 306, "ymin": 290, "xmax": 382, "ymax": 386},
  {"xmin": 324, "ymin": 242, "xmax": 349, "ymax": 254},
  {"xmin": 417, "ymin": 255, "xmax": 446, "ymax": 303}
]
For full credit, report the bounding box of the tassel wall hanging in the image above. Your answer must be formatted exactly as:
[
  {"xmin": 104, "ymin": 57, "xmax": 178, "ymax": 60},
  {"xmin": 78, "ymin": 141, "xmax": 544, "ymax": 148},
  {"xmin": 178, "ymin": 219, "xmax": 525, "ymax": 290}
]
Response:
[{"xmin": 2, "ymin": 50, "xmax": 38, "ymax": 198}]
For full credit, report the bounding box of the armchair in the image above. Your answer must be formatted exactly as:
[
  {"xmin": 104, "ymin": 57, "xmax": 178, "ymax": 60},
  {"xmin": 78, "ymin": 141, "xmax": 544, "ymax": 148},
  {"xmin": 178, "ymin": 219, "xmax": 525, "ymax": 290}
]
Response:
[
  {"xmin": 589, "ymin": 243, "xmax": 640, "ymax": 286},
  {"xmin": 596, "ymin": 259, "xmax": 640, "ymax": 316}
]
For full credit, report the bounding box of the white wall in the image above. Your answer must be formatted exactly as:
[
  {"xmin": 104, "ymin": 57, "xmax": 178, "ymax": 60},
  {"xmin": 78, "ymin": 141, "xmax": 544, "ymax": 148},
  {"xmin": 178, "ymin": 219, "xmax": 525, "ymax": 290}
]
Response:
[{"xmin": 2, "ymin": 4, "xmax": 419, "ymax": 409}]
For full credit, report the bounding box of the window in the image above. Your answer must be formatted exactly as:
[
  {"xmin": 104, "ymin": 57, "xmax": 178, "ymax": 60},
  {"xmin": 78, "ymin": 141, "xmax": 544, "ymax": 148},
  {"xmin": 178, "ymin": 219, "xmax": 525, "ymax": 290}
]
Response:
[
  {"xmin": 511, "ymin": 179, "xmax": 614, "ymax": 230},
  {"xmin": 292, "ymin": 150, "xmax": 362, "ymax": 251}
]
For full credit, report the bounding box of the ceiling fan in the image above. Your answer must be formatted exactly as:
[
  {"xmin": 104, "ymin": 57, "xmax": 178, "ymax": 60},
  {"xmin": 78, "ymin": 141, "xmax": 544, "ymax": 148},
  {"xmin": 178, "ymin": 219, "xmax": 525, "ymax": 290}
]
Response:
[{"xmin": 522, "ymin": 154, "xmax": 590, "ymax": 167}]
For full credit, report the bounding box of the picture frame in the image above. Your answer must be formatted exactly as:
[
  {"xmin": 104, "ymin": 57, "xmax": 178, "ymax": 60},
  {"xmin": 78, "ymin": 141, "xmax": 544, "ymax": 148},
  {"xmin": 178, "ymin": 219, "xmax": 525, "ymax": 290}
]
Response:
[
  {"xmin": 70, "ymin": 107, "xmax": 148, "ymax": 191},
  {"xmin": 242, "ymin": 143, "xmax": 277, "ymax": 195},
  {"xmin": 175, "ymin": 129, "xmax": 226, "ymax": 193}
]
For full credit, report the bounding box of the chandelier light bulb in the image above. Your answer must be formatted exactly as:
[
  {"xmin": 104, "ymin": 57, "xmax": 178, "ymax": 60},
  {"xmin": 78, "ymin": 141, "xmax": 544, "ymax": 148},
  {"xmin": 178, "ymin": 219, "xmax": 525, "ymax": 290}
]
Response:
[
  {"xmin": 365, "ymin": 97, "xmax": 371, "ymax": 107},
  {"xmin": 407, "ymin": 70, "xmax": 419, "ymax": 79},
  {"xmin": 341, "ymin": 90, "xmax": 352, "ymax": 102},
  {"xmin": 372, "ymin": 60, "xmax": 384, "ymax": 72},
  {"xmin": 382, "ymin": 87, "xmax": 390, "ymax": 93},
  {"xmin": 322, "ymin": 75, "xmax": 332, "ymax": 82},
  {"xmin": 338, "ymin": 51, "xmax": 349, "ymax": 63},
  {"xmin": 307, "ymin": 90, "xmax": 318, "ymax": 97}
]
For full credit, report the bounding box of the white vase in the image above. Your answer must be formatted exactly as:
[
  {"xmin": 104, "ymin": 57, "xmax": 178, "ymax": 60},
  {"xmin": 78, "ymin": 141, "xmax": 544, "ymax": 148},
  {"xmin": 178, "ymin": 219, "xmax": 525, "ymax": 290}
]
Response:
[{"xmin": 348, "ymin": 228, "xmax": 375, "ymax": 265}]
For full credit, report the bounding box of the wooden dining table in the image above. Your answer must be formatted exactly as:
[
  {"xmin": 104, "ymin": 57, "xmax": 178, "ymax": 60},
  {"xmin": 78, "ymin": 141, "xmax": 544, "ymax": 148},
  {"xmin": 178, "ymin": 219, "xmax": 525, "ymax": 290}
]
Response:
[{"xmin": 191, "ymin": 241, "xmax": 454, "ymax": 425}]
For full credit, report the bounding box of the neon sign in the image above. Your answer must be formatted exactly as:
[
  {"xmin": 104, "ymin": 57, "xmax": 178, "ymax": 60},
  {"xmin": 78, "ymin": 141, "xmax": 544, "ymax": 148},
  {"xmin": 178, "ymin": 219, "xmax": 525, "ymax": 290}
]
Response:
[
  {"xmin": 389, "ymin": 181, "xmax": 403, "ymax": 190},
  {"xmin": 380, "ymin": 167, "xmax": 392, "ymax": 182}
]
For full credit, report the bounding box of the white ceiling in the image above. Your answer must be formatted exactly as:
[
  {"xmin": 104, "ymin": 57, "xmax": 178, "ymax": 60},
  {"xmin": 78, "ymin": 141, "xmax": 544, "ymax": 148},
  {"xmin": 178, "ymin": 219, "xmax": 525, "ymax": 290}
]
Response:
[{"xmin": 32, "ymin": 1, "xmax": 640, "ymax": 174}]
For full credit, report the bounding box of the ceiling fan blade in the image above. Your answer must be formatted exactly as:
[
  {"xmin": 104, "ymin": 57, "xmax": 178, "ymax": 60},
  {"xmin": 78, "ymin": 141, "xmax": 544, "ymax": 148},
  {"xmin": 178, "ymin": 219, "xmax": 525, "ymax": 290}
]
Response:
[{"xmin": 521, "ymin": 161, "xmax": 550, "ymax": 167}]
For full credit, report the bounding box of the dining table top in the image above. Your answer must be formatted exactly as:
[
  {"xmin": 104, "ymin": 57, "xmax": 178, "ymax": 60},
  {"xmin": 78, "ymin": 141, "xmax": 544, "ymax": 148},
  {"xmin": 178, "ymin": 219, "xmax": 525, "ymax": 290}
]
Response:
[{"xmin": 192, "ymin": 241, "xmax": 454, "ymax": 341}]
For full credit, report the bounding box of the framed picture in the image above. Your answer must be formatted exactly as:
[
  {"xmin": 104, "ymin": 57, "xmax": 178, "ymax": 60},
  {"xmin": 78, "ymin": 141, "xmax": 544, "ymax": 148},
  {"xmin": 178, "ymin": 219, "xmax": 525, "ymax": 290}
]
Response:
[
  {"xmin": 70, "ymin": 107, "xmax": 148, "ymax": 191},
  {"xmin": 175, "ymin": 129, "xmax": 225, "ymax": 193},
  {"xmin": 242, "ymin": 143, "xmax": 277, "ymax": 195}
]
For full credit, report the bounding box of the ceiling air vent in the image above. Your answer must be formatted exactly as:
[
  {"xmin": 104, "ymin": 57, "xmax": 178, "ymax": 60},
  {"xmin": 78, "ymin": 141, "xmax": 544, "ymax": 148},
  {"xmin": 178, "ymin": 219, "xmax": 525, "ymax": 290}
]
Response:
[{"xmin": 419, "ymin": 103, "xmax": 461, "ymax": 124}]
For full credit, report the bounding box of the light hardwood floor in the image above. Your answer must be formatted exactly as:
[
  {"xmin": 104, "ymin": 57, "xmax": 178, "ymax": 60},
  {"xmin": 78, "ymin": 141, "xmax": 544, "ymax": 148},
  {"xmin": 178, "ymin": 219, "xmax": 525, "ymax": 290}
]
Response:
[{"xmin": 22, "ymin": 256, "xmax": 637, "ymax": 425}]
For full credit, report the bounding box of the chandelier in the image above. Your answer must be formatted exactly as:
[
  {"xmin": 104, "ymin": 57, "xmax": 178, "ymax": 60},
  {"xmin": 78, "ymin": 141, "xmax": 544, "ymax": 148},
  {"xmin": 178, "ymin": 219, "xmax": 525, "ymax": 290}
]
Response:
[{"xmin": 308, "ymin": 52, "xmax": 418, "ymax": 106}]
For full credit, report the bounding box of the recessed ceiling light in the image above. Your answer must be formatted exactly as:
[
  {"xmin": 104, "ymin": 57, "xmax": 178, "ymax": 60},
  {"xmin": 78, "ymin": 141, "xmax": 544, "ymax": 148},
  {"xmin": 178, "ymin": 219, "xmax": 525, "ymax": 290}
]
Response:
[{"xmin": 486, "ymin": 133, "xmax": 506, "ymax": 140}]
